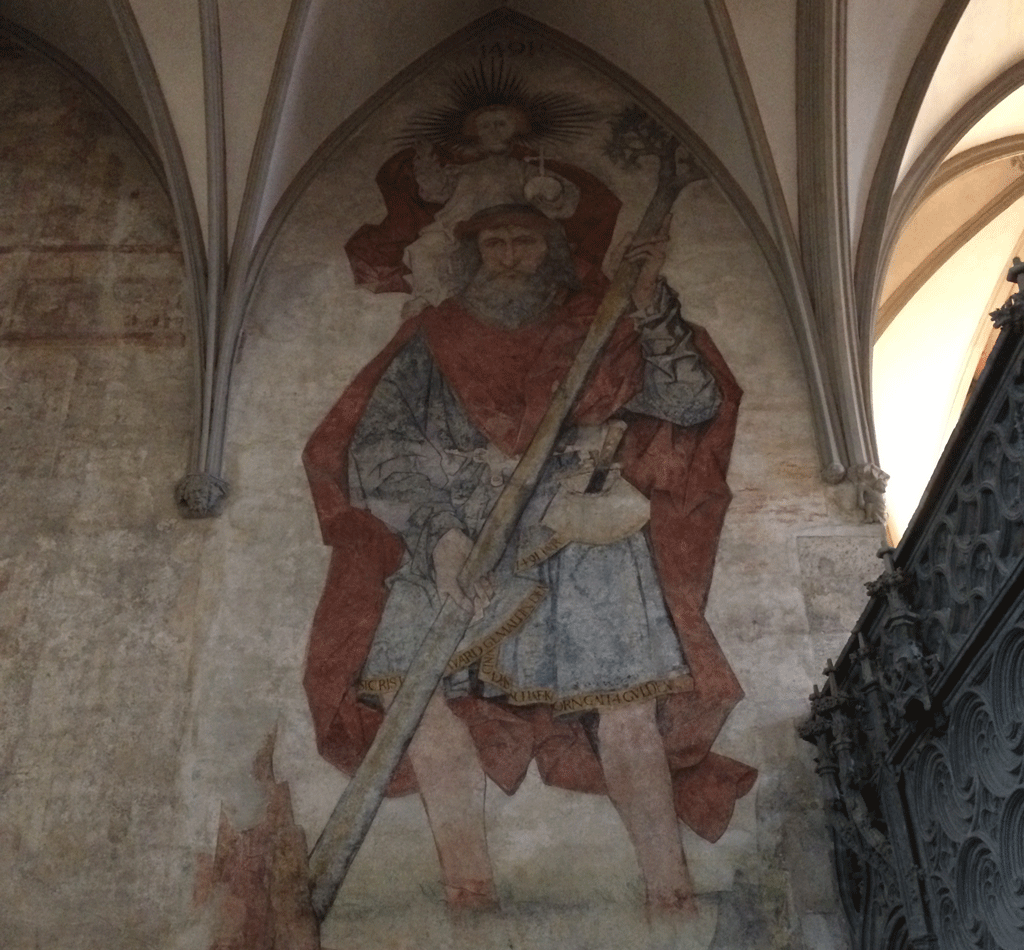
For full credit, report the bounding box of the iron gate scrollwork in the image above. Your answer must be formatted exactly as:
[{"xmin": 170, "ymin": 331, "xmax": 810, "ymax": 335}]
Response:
[{"xmin": 804, "ymin": 262, "xmax": 1024, "ymax": 950}]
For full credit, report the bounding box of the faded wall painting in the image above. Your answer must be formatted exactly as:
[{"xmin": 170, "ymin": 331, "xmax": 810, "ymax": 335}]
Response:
[
  {"xmin": 0, "ymin": 21, "xmax": 884, "ymax": 950},
  {"xmin": 299, "ymin": 28, "xmax": 757, "ymax": 947}
]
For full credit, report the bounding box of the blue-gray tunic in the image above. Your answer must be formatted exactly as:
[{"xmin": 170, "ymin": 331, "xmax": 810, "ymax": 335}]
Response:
[{"xmin": 347, "ymin": 281, "xmax": 721, "ymax": 713}]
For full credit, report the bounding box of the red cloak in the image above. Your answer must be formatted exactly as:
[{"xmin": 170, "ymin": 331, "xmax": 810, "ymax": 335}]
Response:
[{"xmin": 303, "ymin": 288, "xmax": 757, "ymax": 843}]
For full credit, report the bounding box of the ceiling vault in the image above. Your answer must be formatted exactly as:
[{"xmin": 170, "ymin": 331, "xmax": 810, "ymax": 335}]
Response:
[
  {"xmin": 705, "ymin": 0, "xmax": 846, "ymax": 479},
  {"xmin": 919, "ymin": 134, "xmax": 1024, "ymax": 199},
  {"xmin": 851, "ymin": 0, "xmax": 969, "ymax": 427},
  {"xmin": 881, "ymin": 58, "xmax": 1024, "ymax": 302},
  {"xmin": 877, "ymin": 170, "xmax": 1024, "ymax": 338},
  {"xmin": 8, "ymin": 0, "xmax": 1019, "ymax": 526},
  {"xmin": 197, "ymin": 0, "xmax": 226, "ymax": 505},
  {"xmin": 170, "ymin": 0, "xmax": 316, "ymax": 514},
  {"xmin": 203, "ymin": 0, "xmax": 313, "ymax": 488},
  {"xmin": 0, "ymin": 12, "xmax": 164, "ymax": 185},
  {"xmin": 105, "ymin": 0, "xmax": 209, "ymax": 478},
  {"xmin": 796, "ymin": 0, "xmax": 877, "ymax": 491}
]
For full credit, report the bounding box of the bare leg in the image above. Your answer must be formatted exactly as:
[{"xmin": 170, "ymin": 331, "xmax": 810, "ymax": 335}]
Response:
[
  {"xmin": 598, "ymin": 700, "xmax": 697, "ymax": 914},
  {"xmin": 401, "ymin": 692, "xmax": 497, "ymax": 909}
]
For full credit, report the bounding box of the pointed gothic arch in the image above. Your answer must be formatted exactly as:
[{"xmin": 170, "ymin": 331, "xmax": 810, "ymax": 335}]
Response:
[{"xmin": 188, "ymin": 8, "xmax": 848, "ymax": 513}]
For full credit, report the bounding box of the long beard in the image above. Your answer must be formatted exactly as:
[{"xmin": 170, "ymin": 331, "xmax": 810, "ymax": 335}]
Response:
[{"xmin": 460, "ymin": 270, "xmax": 560, "ymax": 329}]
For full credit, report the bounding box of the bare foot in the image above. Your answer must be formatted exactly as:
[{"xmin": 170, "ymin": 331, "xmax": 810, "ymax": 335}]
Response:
[
  {"xmin": 646, "ymin": 888, "xmax": 700, "ymax": 921},
  {"xmin": 444, "ymin": 879, "xmax": 499, "ymax": 912}
]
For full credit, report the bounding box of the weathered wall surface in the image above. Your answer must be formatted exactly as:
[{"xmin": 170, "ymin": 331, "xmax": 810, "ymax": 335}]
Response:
[
  {"xmin": 1, "ymin": 27, "xmax": 883, "ymax": 950},
  {"xmin": 0, "ymin": 37, "xmax": 206, "ymax": 949}
]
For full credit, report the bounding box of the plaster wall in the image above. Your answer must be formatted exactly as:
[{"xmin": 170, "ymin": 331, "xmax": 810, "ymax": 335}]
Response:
[
  {"xmin": 0, "ymin": 39, "xmax": 206, "ymax": 948},
  {"xmin": 0, "ymin": 34, "xmax": 883, "ymax": 950},
  {"xmin": 0, "ymin": 0, "xmax": 156, "ymax": 148},
  {"xmin": 252, "ymin": 4, "xmax": 774, "ymax": 255}
]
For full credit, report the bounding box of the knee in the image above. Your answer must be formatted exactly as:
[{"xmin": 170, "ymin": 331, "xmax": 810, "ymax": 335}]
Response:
[{"xmin": 598, "ymin": 699, "xmax": 658, "ymax": 743}]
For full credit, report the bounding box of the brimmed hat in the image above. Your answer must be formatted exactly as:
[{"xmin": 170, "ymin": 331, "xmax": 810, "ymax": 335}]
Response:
[{"xmin": 453, "ymin": 204, "xmax": 556, "ymax": 240}]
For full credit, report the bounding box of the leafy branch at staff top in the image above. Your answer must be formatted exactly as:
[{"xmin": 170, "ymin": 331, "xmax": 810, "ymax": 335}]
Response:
[{"xmin": 604, "ymin": 106, "xmax": 678, "ymax": 169}]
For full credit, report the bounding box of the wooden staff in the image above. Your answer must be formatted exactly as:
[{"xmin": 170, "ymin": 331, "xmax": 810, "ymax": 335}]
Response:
[{"xmin": 308, "ymin": 117, "xmax": 704, "ymax": 923}]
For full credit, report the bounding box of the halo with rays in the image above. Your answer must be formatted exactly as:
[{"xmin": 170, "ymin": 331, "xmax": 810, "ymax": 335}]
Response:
[{"xmin": 396, "ymin": 59, "xmax": 600, "ymax": 150}]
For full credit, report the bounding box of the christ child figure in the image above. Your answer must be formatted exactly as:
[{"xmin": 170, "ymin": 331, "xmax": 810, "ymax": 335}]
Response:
[
  {"xmin": 344, "ymin": 63, "xmax": 620, "ymax": 304},
  {"xmin": 402, "ymin": 104, "xmax": 580, "ymax": 314}
]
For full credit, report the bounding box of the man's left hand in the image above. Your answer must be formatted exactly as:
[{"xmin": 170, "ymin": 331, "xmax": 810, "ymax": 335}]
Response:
[{"xmin": 624, "ymin": 215, "xmax": 671, "ymax": 310}]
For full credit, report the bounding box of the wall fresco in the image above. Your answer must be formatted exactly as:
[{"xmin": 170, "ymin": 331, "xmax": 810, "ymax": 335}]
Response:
[
  {"xmin": 0, "ymin": 22, "xmax": 884, "ymax": 950},
  {"xmin": 303, "ymin": 51, "xmax": 756, "ymax": 920},
  {"xmin": 298, "ymin": 31, "xmax": 759, "ymax": 948}
]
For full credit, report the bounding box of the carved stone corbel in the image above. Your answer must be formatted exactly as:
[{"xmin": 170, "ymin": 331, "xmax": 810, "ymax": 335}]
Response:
[
  {"xmin": 175, "ymin": 472, "xmax": 229, "ymax": 518},
  {"xmin": 850, "ymin": 463, "xmax": 889, "ymax": 525}
]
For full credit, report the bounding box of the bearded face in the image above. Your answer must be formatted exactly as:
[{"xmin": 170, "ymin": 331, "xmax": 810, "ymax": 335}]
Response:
[{"xmin": 454, "ymin": 223, "xmax": 579, "ymax": 329}]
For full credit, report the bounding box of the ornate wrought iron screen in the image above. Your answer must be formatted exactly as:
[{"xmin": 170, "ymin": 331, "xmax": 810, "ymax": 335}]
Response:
[{"xmin": 802, "ymin": 263, "xmax": 1024, "ymax": 950}]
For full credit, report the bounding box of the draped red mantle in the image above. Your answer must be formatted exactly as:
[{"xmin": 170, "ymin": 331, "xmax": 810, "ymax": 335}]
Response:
[{"xmin": 302, "ymin": 290, "xmax": 756, "ymax": 843}]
